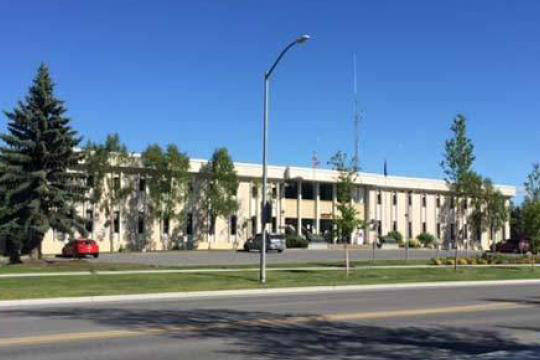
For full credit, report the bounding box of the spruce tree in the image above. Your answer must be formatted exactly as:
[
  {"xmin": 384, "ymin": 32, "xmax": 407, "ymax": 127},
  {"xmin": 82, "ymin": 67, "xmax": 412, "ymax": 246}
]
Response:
[{"xmin": 0, "ymin": 64, "xmax": 86, "ymax": 263}]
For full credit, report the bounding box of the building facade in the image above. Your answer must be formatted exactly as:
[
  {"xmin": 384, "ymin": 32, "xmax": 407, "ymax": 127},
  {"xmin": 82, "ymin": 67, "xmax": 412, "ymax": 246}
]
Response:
[{"xmin": 40, "ymin": 158, "xmax": 516, "ymax": 255}]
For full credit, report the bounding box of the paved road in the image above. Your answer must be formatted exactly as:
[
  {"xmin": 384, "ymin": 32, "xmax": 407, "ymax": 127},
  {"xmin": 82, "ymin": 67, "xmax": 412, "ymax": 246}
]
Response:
[
  {"xmin": 88, "ymin": 249, "xmax": 480, "ymax": 267},
  {"xmin": 1, "ymin": 283, "xmax": 539, "ymax": 359}
]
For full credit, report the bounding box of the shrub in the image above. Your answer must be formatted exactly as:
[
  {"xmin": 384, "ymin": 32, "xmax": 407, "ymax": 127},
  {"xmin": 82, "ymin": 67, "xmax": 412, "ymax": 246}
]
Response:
[
  {"xmin": 445, "ymin": 258, "xmax": 455, "ymax": 266},
  {"xmin": 408, "ymin": 238, "xmax": 421, "ymax": 248},
  {"xmin": 457, "ymin": 258, "xmax": 468, "ymax": 265},
  {"xmin": 386, "ymin": 231, "xmax": 403, "ymax": 245},
  {"xmin": 286, "ymin": 235, "xmax": 309, "ymax": 248},
  {"xmin": 430, "ymin": 257, "xmax": 442, "ymax": 265},
  {"xmin": 416, "ymin": 233, "xmax": 437, "ymax": 248}
]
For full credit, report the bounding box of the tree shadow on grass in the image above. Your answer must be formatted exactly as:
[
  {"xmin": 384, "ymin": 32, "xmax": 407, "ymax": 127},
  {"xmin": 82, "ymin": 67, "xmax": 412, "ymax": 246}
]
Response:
[{"xmin": 4, "ymin": 307, "xmax": 539, "ymax": 359}]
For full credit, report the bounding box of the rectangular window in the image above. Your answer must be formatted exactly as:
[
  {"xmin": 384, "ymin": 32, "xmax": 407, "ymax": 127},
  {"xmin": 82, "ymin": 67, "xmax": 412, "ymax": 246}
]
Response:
[
  {"xmin": 451, "ymin": 223, "xmax": 456, "ymax": 241},
  {"xmin": 87, "ymin": 175, "xmax": 94, "ymax": 188},
  {"xmin": 113, "ymin": 211, "xmax": 120, "ymax": 233},
  {"xmin": 377, "ymin": 220, "xmax": 382, "ymax": 236},
  {"xmin": 138, "ymin": 212, "xmax": 145, "ymax": 234},
  {"xmin": 422, "ymin": 222, "xmax": 426, "ymax": 233},
  {"xmin": 463, "ymin": 199, "xmax": 468, "ymax": 210},
  {"xmin": 163, "ymin": 216, "xmax": 169, "ymax": 234},
  {"xmin": 463, "ymin": 224, "xmax": 468, "ymax": 239},
  {"xmin": 251, "ymin": 216, "xmax": 257, "ymax": 236},
  {"xmin": 393, "ymin": 221, "xmax": 397, "ymax": 232},
  {"xmin": 252, "ymin": 185, "xmax": 258, "ymax": 198},
  {"xmin": 230, "ymin": 215, "xmax": 237, "ymax": 235},
  {"xmin": 377, "ymin": 192, "xmax": 382, "ymax": 205},
  {"xmin": 139, "ymin": 178, "xmax": 146, "ymax": 192},
  {"xmin": 208, "ymin": 212, "xmax": 215, "ymax": 235},
  {"xmin": 271, "ymin": 186, "xmax": 277, "ymax": 199},
  {"xmin": 393, "ymin": 193, "xmax": 397, "ymax": 206},
  {"xmin": 450, "ymin": 197, "xmax": 455, "ymax": 208},
  {"xmin": 422, "ymin": 195, "xmax": 426, "ymax": 207},
  {"xmin": 186, "ymin": 213, "xmax": 193, "ymax": 235},
  {"xmin": 408, "ymin": 222, "xmax": 413, "ymax": 238},
  {"xmin": 85, "ymin": 209, "xmax": 94, "ymax": 233},
  {"xmin": 113, "ymin": 176, "xmax": 120, "ymax": 192},
  {"xmin": 301, "ymin": 182, "xmax": 314, "ymax": 200},
  {"xmin": 437, "ymin": 223, "xmax": 441, "ymax": 238},
  {"xmin": 284, "ymin": 182, "xmax": 298, "ymax": 199},
  {"xmin": 319, "ymin": 183, "xmax": 333, "ymax": 201},
  {"xmin": 408, "ymin": 193, "xmax": 412, "ymax": 206},
  {"xmin": 436, "ymin": 197, "xmax": 441, "ymax": 208},
  {"xmin": 271, "ymin": 217, "xmax": 277, "ymax": 233}
]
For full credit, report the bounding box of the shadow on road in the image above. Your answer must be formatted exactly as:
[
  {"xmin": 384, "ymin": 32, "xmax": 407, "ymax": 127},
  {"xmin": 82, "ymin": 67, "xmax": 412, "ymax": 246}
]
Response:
[{"xmin": 4, "ymin": 306, "xmax": 539, "ymax": 359}]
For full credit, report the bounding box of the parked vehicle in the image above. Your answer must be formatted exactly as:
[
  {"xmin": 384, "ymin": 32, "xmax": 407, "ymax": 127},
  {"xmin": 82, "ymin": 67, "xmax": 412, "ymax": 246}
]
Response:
[
  {"xmin": 244, "ymin": 233, "xmax": 286, "ymax": 253},
  {"xmin": 62, "ymin": 239, "xmax": 100, "ymax": 258},
  {"xmin": 495, "ymin": 238, "xmax": 530, "ymax": 254}
]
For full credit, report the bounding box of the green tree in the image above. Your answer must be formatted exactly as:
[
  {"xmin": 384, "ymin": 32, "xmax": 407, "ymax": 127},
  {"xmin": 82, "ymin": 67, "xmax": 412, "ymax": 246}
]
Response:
[
  {"xmin": 524, "ymin": 162, "xmax": 540, "ymax": 203},
  {"xmin": 329, "ymin": 151, "xmax": 364, "ymax": 275},
  {"xmin": 0, "ymin": 64, "xmax": 86, "ymax": 263},
  {"xmin": 141, "ymin": 144, "xmax": 190, "ymax": 248},
  {"xmin": 199, "ymin": 148, "xmax": 239, "ymax": 242},
  {"xmin": 468, "ymin": 175, "xmax": 508, "ymax": 252},
  {"xmin": 523, "ymin": 200, "xmax": 540, "ymax": 267},
  {"xmin": 84, "ymin": 134, "xmax": 134, "ymax": 252},
  {"xmin": 441, "ymin": 114, "xmax": 475, "ymax": 269}
]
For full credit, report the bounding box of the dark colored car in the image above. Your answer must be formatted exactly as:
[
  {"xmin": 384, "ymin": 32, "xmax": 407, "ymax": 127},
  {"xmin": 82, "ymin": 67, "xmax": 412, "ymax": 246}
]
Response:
[
  {"xmin": 495, "ymin": 238, "xmax": 530, "ymax": 254},
  {"xmin": 244, "ymin": 233, "xmax": 286, "ymax": 253},
  {"xmin": 62, "ymin": 239, "xmax": 100, "ymax": 258}
]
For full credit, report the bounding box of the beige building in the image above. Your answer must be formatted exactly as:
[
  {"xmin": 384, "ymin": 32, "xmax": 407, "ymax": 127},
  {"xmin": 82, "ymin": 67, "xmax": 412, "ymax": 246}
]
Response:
[{"xmin": 40, "ymin": 158, "xmax": 516, "ymax": 255}]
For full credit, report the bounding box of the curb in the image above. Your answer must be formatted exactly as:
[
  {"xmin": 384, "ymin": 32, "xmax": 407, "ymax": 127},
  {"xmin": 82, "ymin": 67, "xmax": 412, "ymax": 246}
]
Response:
[{"xmin": 1, "ymin": 279, "xmax": 539, "ymax": 309}]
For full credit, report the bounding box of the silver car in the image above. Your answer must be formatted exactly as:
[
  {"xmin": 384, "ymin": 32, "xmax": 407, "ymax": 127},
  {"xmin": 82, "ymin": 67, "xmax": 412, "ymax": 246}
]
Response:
[{"xmin": 244, "ymin": 233, "xmax": 286, "ymax": 253}]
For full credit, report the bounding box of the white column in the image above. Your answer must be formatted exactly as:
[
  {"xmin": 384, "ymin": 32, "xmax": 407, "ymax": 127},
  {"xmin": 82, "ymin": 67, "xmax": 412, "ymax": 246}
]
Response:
[
  {"xmin": 297, "ymin": 180, "xmax": 302, "ymax": 236},
  {"xmin": 332, "ymin": 183, "xmax": 337, "ymax": 244},
  {"xmin": 315, "ymin": 182, "xmax": 320, "ymax": 234}
]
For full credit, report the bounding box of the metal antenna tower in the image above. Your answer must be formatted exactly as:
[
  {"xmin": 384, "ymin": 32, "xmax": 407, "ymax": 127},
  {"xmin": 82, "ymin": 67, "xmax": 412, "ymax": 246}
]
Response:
[{"xmin": 353, "ymin": 53, "xmax": 361, "ymax": 172}]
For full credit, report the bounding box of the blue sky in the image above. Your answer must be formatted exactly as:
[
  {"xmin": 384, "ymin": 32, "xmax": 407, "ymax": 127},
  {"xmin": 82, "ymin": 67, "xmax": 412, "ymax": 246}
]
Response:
[{"xmin": 0, "ymin": 1, "xmax": 538, "ymax": 197}]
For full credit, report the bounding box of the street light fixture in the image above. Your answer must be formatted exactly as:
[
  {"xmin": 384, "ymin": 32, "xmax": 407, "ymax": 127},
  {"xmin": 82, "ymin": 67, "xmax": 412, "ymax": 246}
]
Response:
[{"xmin": 260, "ymin": 34, "xmax": 311, "ymax": 284}]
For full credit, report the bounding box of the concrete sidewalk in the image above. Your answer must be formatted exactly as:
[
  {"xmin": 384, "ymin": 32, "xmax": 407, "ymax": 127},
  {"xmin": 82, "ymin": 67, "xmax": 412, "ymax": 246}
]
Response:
[
  {"xmin": 1, "ymin": 263, "xmax": 539, "ymax": 278},
  {"xmin": 1, "ymin": 279, "xmax": 540, "ymax": 309}
]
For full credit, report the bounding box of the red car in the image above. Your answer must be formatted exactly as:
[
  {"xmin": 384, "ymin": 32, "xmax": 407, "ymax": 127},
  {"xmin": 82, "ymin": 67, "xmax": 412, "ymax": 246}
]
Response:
[
  {"xmin": 62, "ymin": 239, "xmax": 99, "ymax": 258},
  {"xmin": 495, "ymin": 238, "xmax": 530, "ymax": 254}
]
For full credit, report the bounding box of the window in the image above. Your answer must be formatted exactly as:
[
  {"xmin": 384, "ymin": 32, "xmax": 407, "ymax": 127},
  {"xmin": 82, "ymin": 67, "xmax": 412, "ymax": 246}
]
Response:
[
  {"xmin": 319, "ymin": 183, "xmax": 333, "ymax": 201},
  {"xmin": 163, "ymin": 216, "xmax": 170, "ymax": 234},
  {"xmin": 451, "ymin": 223, "xmax": 456, "ymax": 241},
  {"xmin": 229, "ymin": 215, "xmax": 237, "ymax": 235},
  {"xmin": 139, "ymin": 178, "xmax": 146, "ymax": 192},
  {"xmin": 138, "ymin": 212, "xmax": 145, "ymax": 234},
  {"xmin": 377, "ymin": 220, "xmax": 382, "ymax": 236},
  {"xmin": 113, "ymin": 211, "xmax": 120, "ymax": 233},
  {"xmin": 271, "ymin": 186, "xmax": 278, "ymax": 199},
  {"xmin": 463, "ymin": 199, "xmax": 468, "ymax": 210},
  {"xmin": 251, "ymin": 216, "xmax": 257, "ymax": 236},
  {"xmin": 284, "ymin": 182, "xmax": 298, "ymax": 199},
  {"xmin": 186, "ymin": 213, "xmax": 193, "ymax": 235},
  {"xmin": 188, "ymin": 182, "xmax": 194, "ymax": 194},
  {"xmin": 422, "ymin": 195, "xmax": 426, "ymax": 207},
  {"xmin": 450, "ymin": 197, "xmax": 455, "ymax": 208},
  {"xmin": 422, "ymin": 222, "xmax": 426, "ymax": 233},
  {"xmin": 437, "ymin": 223, "xmax": 441, "ymax": 238},
  {"xmin": 85, "ymin": 209, "xmax": 94, "ymax": 233},
  {"xmin": 271, "ymin": 217, "xmax": 277, "ymax": 233},
  {"xmin": 377, "ymin": 192, "xmax": 382, "ymax": 205},
  {"xmin": 393, "ymin": 221, "xmax": 397, "ymax": 232},
  {"xmin": 408, "ymin": 192, "xmax": 412, "ymax": 206},
  {"xmin": 408, "ymin": 222, "xmax": 412, "ymax": 238},
  {"xmin": 436, "ymin": 197, "xmax": 441, "ymax": 208},
  {"xmin": 393, "ymin": 193, "xmax": 397, "ymax": 206},
  {"xmin": 463, "ymin": 224, "xmax": 468, "ymax": 239},
  {"xmin": 208, "ymin": 212, "xmax": 215, "ymax": 235},
  {"xmin": 301, "ymin": 182, "xmax": 314, "ymax": 200},
  {"xmin": 87, "ymin": 175, "xmax": 94, "ymax": 188},
  {"xmin": 252, "ymin": 185, "xmax": 258, "ymax": 198},
  {"xmin": 113, "ymin": 177, "xmax": 120, "ymax": 192}
]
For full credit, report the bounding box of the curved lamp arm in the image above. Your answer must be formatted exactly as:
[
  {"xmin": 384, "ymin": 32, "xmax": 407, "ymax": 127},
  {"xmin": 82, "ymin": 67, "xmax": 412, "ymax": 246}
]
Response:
[{"xmin": 265, "ymin": 35, "xmax": 311, "ymax": 79}]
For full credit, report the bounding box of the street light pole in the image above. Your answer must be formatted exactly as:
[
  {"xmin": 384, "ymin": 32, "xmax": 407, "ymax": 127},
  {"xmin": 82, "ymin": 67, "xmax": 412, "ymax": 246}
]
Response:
[{"xmin": 260, "ymin": 34, "xmax": 311, "ymax": 284}]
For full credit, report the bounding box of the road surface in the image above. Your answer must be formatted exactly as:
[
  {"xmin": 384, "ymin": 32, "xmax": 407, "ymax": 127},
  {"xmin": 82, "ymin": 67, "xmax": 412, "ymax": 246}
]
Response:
[
  {"xmin": 87, "ymin": 248, "xmax": 480, "ymax": 267},
  {"xmin": 1, "ymin": 283, "xmax": 539, "ymax": 359}
]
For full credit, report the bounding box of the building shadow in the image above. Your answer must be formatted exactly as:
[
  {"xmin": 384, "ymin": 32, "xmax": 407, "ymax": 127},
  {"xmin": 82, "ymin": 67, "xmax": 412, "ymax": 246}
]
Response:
[{"xmin": 4, "ymin": 307, "xmax": 539, "ymax": 359}]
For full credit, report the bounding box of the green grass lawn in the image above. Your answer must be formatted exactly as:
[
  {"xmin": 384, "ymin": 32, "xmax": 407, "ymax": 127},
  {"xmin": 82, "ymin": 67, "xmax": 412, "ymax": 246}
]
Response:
[
  {"xmin": 0, "ymin": 259, "xmax": 431, "ymax": 274},
  {"xmin": 1, "ymin": 266, "xmax": 539, "ymax": 300}
]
